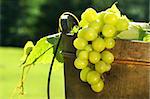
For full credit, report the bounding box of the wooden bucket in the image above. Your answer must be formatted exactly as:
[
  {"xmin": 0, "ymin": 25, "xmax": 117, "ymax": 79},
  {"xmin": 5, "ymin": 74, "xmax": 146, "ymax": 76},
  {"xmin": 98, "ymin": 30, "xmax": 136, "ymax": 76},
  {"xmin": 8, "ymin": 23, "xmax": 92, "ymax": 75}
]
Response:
[{"xmin": 62, "ymin": 33, "xmax": 150, "ymax": 99}]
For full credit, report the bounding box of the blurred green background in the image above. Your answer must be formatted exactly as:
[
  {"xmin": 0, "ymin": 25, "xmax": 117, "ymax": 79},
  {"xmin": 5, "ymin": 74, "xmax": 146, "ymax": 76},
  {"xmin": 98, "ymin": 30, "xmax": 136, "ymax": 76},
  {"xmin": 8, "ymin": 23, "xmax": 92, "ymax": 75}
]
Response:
[
  {"xmin": 0, "ymin": 0, "xmax": 149, "ymax": 99},
  {"xmin": 0, "ymin": 0, "xmax": 149, "ymax": 47}
]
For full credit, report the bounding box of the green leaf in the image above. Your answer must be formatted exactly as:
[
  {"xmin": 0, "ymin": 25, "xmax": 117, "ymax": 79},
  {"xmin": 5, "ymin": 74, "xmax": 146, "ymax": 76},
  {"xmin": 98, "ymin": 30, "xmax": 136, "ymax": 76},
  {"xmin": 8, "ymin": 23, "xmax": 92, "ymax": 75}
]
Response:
[
  {"xmin": 106, "ymin": 3, "xmax": 121, "ymax": 17},
  {"xmin": 22, "ymin": 37, "xmax": 54, "ymax": 66},
  {"xmin": 143, "ymin": 34, "xmax": 150, "ymax": 42},
  {"xmin": 47, "ymin": 33, "xmax": 60, "ymax": 44},
  {"xmin": 117, "ymin": 27, "xmax": 140, "ymax": 40},
  {"xmin": 55, "ymin": 40, "xmax": 64, "ymax": 63},
  {"xmin": 121, "ymin": 15, "xmax": 130, "ymax": 22},
  {"xmin": 138, "ymin": 26, "xmax": 147, "ymax": 40},
  {"xmin": 70, "ymin": 25, "xmax": 80, "ymax": 34},
  {"xmin": 34, "ymin": 45, "xmax": 54, "ymax": 64},
  {"xmin": 21, "ymin": 33, "xmax": 63, "ymax": 67},
  {"xmin": 20, "ymin": 41, "xmax": 34, "ymax": 64},
  {"xmin": 116, "ymin": 22, "xmax": 149, "ymax": 40},
  {"xmin": 18, "ymin": 33, "xmax": 64, "ymax": 96},
  {"xmin": 47, "ymin": 33, "xmax": 64, "ymax": 63}
]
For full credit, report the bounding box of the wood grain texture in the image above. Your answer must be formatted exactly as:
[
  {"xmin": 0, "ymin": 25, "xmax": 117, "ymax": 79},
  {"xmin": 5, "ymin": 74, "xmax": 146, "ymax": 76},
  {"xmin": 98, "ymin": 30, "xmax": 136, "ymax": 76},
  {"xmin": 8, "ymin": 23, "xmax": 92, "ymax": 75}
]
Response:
[
  {"xmin": 62, "ymin": 34, "xmax": 150, "ymax": 99},
  {"xmin": 110, "ymin": 39, "xmax": 150, "ymax": 63}
]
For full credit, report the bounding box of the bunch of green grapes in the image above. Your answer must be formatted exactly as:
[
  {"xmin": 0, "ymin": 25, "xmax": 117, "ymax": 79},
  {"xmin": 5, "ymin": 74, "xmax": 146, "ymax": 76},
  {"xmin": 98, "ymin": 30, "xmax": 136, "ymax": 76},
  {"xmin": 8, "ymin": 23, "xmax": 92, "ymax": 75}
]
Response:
[{"xmin": 73, "ymin": 4, "xmax": 129, "ymax": 93}]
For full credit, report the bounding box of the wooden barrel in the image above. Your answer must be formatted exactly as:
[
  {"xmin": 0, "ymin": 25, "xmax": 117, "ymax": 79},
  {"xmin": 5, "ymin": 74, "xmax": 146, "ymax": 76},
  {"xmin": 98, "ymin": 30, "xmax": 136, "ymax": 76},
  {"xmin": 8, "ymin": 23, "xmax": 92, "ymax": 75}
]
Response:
[{"xmin": 62, "ymin": 34, "xmax": 150, "ymax": 99}]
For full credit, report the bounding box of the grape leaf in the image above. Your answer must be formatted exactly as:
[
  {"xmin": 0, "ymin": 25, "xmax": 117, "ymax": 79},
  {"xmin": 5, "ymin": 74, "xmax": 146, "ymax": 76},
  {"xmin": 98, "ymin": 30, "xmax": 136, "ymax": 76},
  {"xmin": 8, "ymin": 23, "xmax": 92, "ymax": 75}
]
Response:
[
  {"xmin": 143, "ymin": 34, "xmax": 150, "ymax": 42},
  {"xmin": 22, "ymin": 33, "xmax": 63, "ymax": 67},
  {"xmin": 20, "ymin": 41, "xmax": 34, "ymax": 65},
  {"xmin": 34, "ymin": 46, "xmax": 54, "ymax": 64},
  {"xmin": 121, "ymin": 15, "xmax": 130, "ymax": 22},
  {"xmin": 20, "ymin": 33, "xmax": 63, "ymax": 66},
  {"xmin": 55, "ymin": 42, "xmax": 64, "ymax": 63},
  {"xmin": 106, "ymin": 3, "xmax": 121, "ymax": 17},
  {"xmin": 22, "ymin": 37, "xmax": 53, "ymax": 66},
  {"xmin": 17, "ymin": 33, "xmax": 63, "ymax": 96},
  {"xmin": 116, "ymin": 26, "xmax": 140, "ymax": 40},
  {"xmin": 47, "ymin": 33, "xmax": 64, "ymax": 63},
  {"xmin": 70, "ymin": 25, "xmax": 80, "ymax": 34},
  {"xmin": 116, "ymin": 22, "xmax": 150, "ymax": 40}
]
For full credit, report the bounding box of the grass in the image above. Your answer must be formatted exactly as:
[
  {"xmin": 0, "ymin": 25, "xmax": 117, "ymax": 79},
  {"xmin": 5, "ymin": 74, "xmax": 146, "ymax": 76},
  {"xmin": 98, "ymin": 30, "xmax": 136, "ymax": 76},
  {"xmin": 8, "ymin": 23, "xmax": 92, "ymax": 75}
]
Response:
[{"xmin": 0, "ymin": 47, "xmax": 65, "ymax": 99}]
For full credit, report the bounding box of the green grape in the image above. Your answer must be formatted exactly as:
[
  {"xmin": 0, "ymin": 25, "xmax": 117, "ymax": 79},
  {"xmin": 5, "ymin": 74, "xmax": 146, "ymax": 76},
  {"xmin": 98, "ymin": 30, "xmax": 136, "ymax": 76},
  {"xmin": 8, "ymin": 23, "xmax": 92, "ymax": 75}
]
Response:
[
  {"xmin": 91, "ymin": 79, "xmax": 104, "ymax": 92},
  {"xmin": 104, "ymin": 12, "xmax": 118, "ymax": 25},
  {"xmin": 79, "ymin": 19, "xmax": 89, "ymax": 28},
  {"xmin": 84, "ymin": 44, "xmax": 93, "ymax": 52},
  {"xmin": 101, "ymin": 51, "xmax": 114, "ymax": 64},
  {"xmin": 81, "ymin": 27, "xmax": 98, "ymax": 41},
  {"xmin": 88, "ymin": 20, "xmax": 104, "ymax": 33},
  {"xmin": 102, "ymin": 24, "xmax": 116, "ymax": 37},
  {"xmin": 104, "ymin": 37, "xmax": 115, "ymax": 49},
  {"xmin": 87, "ymin": 70, "xmax": 100, "ymax": 85},
  {"xmin": 95, "ymin": 61, "xmax": 111, "ymax": 74},
  {"xmin": 89, "ymin": 51, "xmax": 101, "ymax": 64},
  {"xmin": 81, "ymin": 8, "xmax": 97, "ymax": 23},
  {"xmin": 116, "ymin": 17, "xmax": 129, "ymax": 31},
  {"xmin": 77, "ymin": 29, "xmax": 84, "ymax": 38},
  {"xmin": 74, "ymin": 58, "xmax": 88, "ymax": 69},
  {"xmin": 78, "ymin": 50, "xmax": 89, "ymax": 60},
  {"xmin": 106, "ymin": 63, "xmax": 111, "ymax": 71},
  {"xmin": 92, "ymin": 37, "xmax": 105, "ymax": 52},
  {"xmin": 143, "ymin": 35, "xmax": 150, "ymax": 42},
  {"xmin": 97, "ymin": 11, "xmax": 106, "ymax": 22},
  {"xmin": 76, "ymin": 50, "xmax": 81, "ymax": 57},
  {"xmin": 73, "ymin": 38, "xmax": 88, "ymax": 50},
  {"xmin": 80, "ymin": 67, "xmax": 92, "ymax": 82}
]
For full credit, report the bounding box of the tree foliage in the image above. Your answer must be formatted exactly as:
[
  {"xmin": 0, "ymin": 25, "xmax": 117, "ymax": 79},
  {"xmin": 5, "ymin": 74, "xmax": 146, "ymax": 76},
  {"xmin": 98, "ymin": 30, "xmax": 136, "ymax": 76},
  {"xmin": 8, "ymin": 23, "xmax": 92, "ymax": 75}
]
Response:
[{"xmin": 0, "ymin": 0, "xmax": 149, "ymax": 47}]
